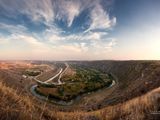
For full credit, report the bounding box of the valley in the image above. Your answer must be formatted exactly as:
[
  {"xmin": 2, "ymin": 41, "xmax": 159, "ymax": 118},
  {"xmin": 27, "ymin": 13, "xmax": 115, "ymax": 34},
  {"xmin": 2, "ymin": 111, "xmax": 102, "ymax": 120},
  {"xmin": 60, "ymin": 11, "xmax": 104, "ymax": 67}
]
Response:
[{"xmin": 0, "ymin": 60, "xmax": 160, "ymax": 120}]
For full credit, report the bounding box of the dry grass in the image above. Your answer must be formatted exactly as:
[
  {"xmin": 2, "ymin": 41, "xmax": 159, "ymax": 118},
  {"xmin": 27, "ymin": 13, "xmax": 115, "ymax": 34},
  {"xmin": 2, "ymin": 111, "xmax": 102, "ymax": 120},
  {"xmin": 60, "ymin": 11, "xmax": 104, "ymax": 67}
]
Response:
[
  {"xmin": 0, "ymin": 82, "xmax": 36, "ymax": 120},
  {"xmin": 94, "ymin": 87, "xmax": 160, "ymax": 120},
  {"xmin": 0, "ymin": 80, "xmax": 159, "ymax": 120},
  {"xmin": 54, "ymin": 87, "xmax": 160, "ymax": 120}
]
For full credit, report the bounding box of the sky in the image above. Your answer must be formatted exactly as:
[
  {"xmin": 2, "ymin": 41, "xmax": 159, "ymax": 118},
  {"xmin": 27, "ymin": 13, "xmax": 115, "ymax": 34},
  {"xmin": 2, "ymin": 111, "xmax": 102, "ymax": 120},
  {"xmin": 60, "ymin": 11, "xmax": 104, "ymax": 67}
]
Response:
[{"xmin": 0, "ymin": 0, "xmax": 160, "ymax": 60}]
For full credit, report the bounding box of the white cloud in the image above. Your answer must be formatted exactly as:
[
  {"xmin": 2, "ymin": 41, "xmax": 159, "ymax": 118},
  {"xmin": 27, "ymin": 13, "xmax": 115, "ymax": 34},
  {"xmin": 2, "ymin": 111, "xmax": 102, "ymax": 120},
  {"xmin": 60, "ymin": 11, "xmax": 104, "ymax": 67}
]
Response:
[
  {"xmin": 0, "ymin": 0, "xmax": 115, "ymax": 28},
  {"xmin": 0, "ymin": 23, "xmax": 28, "ymax": 34},
  {"xmin": 90, "ymin": 38, "xmax": 117, "ymax": 53},
  {"xmin": 0, "ymin": 0, "xmax": 117, "ymax": 60},
  {"xmin": 0, "ymin": 32, "xmax": 117, "ymax": 60},
  {"xmin": 0, "ymin": 0, "xmax": 54, "ymax": 23},
  {"xmin": 0, "ymin": 18, "xmax": 117, "ymax": 59},
  {"xmin": 47, "ymin": 29, "xmax": 108, "ymax": 44},
  {"xmin": 88, "ymin": 3, "xmax": 116, "ymax": 31},
  {"xmin": 48, "ymin": 34, "xmax": 63, "ymax": 42},
  {"xmin": 11, "ymin": 34, "xmax": 42, "ymax": 47},
  {"xmin": 23, "ymin": 0, "xmax": 54, "ymax": 23},
  {"xmin": 56, "ymin": 44, "xmax": 82, "ymax": 53},
  {"xmin": 79, "ymin": 42, "xmax": 88, "ymax": 52},
  {"xmin": 104, "ymin": 39, "xmax": 117, "ymax": 51},
  {"xmin": 55, "ymin": 0, "xmax": 81, "ymax": 27},
  {"xmin": 48, "ymin": 32, "xmax": 116, "ymax": 54}
]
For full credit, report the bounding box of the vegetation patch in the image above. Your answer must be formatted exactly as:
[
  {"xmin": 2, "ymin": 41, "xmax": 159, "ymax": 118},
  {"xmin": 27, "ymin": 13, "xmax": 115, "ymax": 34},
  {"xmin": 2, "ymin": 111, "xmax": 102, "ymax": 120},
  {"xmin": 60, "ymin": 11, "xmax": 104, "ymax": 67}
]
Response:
[
  {"xmin": 25, "ymin": 69, "xmax": 41, "ymax": 76},
  {"xmin": 36, "ymin": 67, "xmax": 114, "ymax": 101}
]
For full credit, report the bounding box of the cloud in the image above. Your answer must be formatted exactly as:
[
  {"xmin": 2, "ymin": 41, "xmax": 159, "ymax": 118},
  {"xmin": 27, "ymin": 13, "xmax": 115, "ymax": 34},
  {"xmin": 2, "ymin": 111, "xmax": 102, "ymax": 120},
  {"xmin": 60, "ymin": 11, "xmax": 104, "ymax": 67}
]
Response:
[
  {"xmin": 88, "ymin": 3, "xmax": 116, "ymax": 31},
  {"xmin": 0, "ymin": 32, "xmax": 116, "ymax": 60},
  {"xmin": 47, "ymin": 29, "xmax": 109, "ymax": 44},
  {"xmin": 0, "ymin": 0, "xmax": 117, "ymax": 60},
  {"xmin": 0, "ymin": 0, "xmax": 54, "ymax": 23},
  {"xmin": 54, "ymin": 0, "xmax": 81, "ymax": 27},
  {"xmin": 11, "ymin": 34, "xmax": 43, "ymax": 47},
  {"xmin": 23, "ymin": 0, "xmax": 54, "ymax": 23},
  {"xmin": 0, "ymin": 23, "xmax": 28, "ymax": 34},
  {"xmin": 104, "ymin": 38, "xmax": 117, "ymax": 50},
  {"xmin": 90, "ymin": 38, "xmax": 117, "ymax": 54},
  {"xmin": 0, "ymin": 0, "xmax": 115, "ymax": 28},
  {"xmin": 46, "ymin": 29, "xmax": 116, "ymax": 54}
]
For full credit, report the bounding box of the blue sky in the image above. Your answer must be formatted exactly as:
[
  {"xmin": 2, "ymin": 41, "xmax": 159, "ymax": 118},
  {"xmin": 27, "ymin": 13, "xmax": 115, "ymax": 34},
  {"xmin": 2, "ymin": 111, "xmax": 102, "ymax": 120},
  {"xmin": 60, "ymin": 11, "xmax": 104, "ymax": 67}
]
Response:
[{"xmin": 0, "ymin": 0, "xmax": 160, "ymax": 60}]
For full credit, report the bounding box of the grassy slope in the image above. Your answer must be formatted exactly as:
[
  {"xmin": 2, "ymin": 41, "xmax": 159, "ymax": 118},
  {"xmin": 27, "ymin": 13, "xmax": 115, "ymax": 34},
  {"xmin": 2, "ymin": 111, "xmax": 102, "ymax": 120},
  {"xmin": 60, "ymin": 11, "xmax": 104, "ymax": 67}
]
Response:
[
  {"xmin": 0, "ymin": 81, "xmax": 35, "ymax": 120},
  {"xmin": 0, "ymin": 80, "xmax": 159, "ymax": 120},
  {"xmin": 0, "ymin": 81, "xmax": 56, "ymax": 120}
]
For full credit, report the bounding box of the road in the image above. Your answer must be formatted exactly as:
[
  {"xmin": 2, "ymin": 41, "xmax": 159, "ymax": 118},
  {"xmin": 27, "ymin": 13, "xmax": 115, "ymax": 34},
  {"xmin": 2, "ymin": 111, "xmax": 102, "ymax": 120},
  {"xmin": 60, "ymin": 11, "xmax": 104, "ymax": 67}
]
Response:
[
  {"xmin": 30, "ymin": 64, "xmax": 118, "ymax": 106},
  {"xmin": 45, "ymin": 68, "xmax": 63, "ymax": 83},
  {"xmin": 57, "ymin": 63, "xmax": 69, "ymax": 84},
  {"xmin": 34, "ymin": 63, "xmax": 69, "ymax": 86}
]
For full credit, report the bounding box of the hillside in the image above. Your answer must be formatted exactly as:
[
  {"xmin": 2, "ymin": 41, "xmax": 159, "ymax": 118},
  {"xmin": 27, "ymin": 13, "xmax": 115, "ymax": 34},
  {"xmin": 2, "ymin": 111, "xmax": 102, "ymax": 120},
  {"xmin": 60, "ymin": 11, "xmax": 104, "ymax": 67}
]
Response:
[
  {"xmin": 0, "ymin": 60, "xmax": 160, "ymax": 120},
  {"xmin": 70, "ymin": 61, "xmax": 160, "ymax": 107},
  {"xmin": 0, "ymin": 80, "xmax": 159, "ymax": 120}
]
